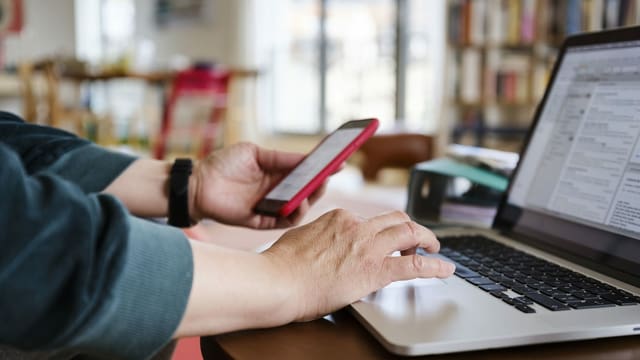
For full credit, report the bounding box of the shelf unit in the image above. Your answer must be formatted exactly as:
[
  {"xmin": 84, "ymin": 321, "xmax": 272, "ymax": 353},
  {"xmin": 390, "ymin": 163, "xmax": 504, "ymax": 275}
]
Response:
[{"xmin": 444, "ymin": 0, "xmax": 640, "ymax": 152}]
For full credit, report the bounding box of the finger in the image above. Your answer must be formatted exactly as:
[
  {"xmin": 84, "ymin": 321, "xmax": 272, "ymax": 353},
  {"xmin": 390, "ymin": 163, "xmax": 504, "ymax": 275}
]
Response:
[
  {"xmin": 365, "ymin": 210, "xmax": 412, "ymax": 234},
  {"xmin": 307, "ymin": 182, "xmax": 327, "ymax": 206},
  {"xmin": 252, "ymin": 214, "xmax": 278, "ymax": 230},
  {"xmin": 374, "ymin": 221, "xmax": 440, "ymax": 254},
  {"xmin": 275, "ymin": 216, "xmax": 295, "ymax": 229},
  {"xmin": 257, "ymin": 147, "xmax": 305, "ymax": 172},
  {"xmin": 281, "ymin": 199, "xmax": 310, "ymax": 227},
  {"xmin": 331, "ymin": 161, "xmax": 345, "ymax": 175},
  {"xmin": 383, "ymin": 255, "xmax": 455, "ymax": 282}
]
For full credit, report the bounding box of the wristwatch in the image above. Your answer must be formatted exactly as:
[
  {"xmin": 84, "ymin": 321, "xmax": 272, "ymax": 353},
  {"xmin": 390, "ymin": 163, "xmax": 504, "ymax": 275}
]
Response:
[{"xmin": 168, "ymin": 158, "xmax": 193, "ymax": 227}]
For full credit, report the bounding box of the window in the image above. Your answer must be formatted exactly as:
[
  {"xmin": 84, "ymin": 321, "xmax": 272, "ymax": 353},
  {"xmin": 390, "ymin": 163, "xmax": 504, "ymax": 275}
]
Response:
[
  {"xmin": 272, "ymin": 0, "xmax": 445, "ymax": 134},
  {"xmin": 75, "ymin": 0, "xmax": 136, "ymax": 65},
  {"xmin": 75, "ymin": 0, "xmax": 148, "ymax": 143}
]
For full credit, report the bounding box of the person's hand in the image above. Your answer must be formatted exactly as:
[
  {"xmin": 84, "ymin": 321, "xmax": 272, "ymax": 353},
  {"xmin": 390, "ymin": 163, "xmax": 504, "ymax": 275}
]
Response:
[
  {"xmin": 262, "ymin": 209, "xmax": 456, "ymax": 322},
  {"xmin": 190, "ymin": 142, "xmax": 326, "ymax": 229}
]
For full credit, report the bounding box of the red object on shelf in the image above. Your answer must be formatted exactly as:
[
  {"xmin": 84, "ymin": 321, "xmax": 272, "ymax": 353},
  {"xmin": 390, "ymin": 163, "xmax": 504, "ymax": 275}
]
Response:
[{"xmin": 154, "ymin": 65, "xmax": 231, "ymax": 159}]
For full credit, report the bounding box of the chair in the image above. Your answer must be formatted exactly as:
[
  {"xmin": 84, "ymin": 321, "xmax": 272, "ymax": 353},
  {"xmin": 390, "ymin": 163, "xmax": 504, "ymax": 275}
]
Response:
[
  {"xmin": 356, "ymin": 133, "xmax": 434, "ymax": 182},
  {"xmin": 154, "ymin": 64, "xmax": 231, "ymax": 159},
  {"xmin": 18, "ymin": 59, "xmax": 96, "ymax": 137}
]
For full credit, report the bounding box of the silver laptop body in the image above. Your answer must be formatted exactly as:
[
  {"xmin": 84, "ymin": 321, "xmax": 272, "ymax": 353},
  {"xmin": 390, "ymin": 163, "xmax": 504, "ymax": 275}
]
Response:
[{"xmin": 351, "ymin": 27, "xmax": 640, "ymax": 356}]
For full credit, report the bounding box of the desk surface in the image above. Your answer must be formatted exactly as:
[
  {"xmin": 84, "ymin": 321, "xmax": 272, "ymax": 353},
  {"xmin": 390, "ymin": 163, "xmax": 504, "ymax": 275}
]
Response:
[
  {"xmin": 201, "ymin": 310, "xmax": 640, "ymax": 360},
  {"xmin": 193, "ymin": 170, "xmax": 639, "ymax": 360}
]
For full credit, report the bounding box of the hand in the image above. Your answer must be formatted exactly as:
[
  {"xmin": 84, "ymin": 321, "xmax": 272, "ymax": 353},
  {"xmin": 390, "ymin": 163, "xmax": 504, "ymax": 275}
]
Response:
[
  {"xmin": 262, "ymin": 209, "xmax": 456, "ymax": 322},
  {"xmin": 190, "ymin": 142, "xmax": 326, "ymax": 229}
]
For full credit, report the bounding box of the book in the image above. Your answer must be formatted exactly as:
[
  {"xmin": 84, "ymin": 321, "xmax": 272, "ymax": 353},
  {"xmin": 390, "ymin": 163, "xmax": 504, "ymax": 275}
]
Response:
[
  {"xmin": 460, "ymin": 48, "xmax": 482, "ymax": 103},
  {"xmin": 446, "ymin": 143, "xmax": 519, "ymax": 177}
]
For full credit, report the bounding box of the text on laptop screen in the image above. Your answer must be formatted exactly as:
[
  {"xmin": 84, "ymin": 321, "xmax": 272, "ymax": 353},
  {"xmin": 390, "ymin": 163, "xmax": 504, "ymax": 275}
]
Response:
[
  {"xmin": 499, "ymin": 38, "xmax": 640, "ymax": 280},
  {"xmin": 509, "ymin": 41, "xmax": 640, "ymax": 241}
]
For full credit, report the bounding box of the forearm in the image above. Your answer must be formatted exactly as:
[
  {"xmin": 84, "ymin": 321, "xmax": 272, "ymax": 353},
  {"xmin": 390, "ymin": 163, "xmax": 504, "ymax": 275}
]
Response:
[
  {"xmin": 174, "ymin": 240, "xmax": 293, "ymax": 337},
  {"xmin": 102, "ymin": 158, "xmax": 173, "ymax": 218}
]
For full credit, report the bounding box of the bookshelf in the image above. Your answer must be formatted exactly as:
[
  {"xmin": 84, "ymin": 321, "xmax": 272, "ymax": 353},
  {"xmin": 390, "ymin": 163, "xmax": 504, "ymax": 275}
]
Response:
[{"xmin": 445, "ymin": 0, "xmax": 640, "ymax": 152}]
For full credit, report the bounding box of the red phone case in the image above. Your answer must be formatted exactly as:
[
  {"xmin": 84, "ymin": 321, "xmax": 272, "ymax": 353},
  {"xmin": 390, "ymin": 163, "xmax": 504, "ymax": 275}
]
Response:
[{"xmin": 276, "ymin": 118, "xmax": 379, "ymax": 217}]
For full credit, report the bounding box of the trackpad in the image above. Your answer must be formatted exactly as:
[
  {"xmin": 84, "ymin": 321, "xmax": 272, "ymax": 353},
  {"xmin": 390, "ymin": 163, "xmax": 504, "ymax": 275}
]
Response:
[
  {"xmin": 359, "ymin": 277, "xmax": 455, "ymax": 322},
  {"xmin": 385, "ymin": 277, "xmax": 448, "ymax": 289}
]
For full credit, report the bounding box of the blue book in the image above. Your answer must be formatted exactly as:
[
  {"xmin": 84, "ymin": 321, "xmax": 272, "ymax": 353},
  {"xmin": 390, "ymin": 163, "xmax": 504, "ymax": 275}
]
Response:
[{"xmin": 566, "ymin": 0, "xmax": 582, "ymax": 35}]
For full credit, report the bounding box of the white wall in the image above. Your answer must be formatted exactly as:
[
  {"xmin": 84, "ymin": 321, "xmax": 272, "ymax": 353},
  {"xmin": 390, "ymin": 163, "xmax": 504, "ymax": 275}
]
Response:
[
  {"xmin": 131, "ymin": 0, "xmax": 262, "ymax": 144},
  {"xmin": 4, "ymin": 0, "xmax": 246, "ymax": 67},
  {"xmin": 4, "ymin": 0, "xmax": 76, "ymax": 65},
  {"xmin": 133, "ymin": 0, "xmax": 243, "ymax": 68}
]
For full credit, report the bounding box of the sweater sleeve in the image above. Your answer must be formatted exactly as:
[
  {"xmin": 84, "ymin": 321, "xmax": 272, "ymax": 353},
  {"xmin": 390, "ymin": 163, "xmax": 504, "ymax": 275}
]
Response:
[
  {"xmin": 0, "ymin": 144, "xmax": 193, "ymax": 359},
  {"xmin": 46, "ymin": 143, "xmax": 138, "ymax": 193},
  {"xmin": 0, "ymin": 111, "xmax": 137, "ymax": 193}
]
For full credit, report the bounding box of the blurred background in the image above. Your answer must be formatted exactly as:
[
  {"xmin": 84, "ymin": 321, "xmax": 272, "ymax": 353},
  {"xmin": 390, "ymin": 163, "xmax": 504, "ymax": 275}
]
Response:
[
  {"xmin": 4, "ymin": 1, "xmax": 640, "ymax": 358},
  {"xmin": 0, "ymin": 0, "xmax": 443, "ymax": 158},
  {"xmin": 1, "ymin": 0, "xmax": 639, "ymax": 167}
]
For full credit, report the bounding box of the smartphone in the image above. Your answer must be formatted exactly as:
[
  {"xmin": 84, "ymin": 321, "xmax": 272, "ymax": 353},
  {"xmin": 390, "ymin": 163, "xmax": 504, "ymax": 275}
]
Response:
[{"xmin": 254, "ymin": 118, "xmax": 379, "ymax": 217}]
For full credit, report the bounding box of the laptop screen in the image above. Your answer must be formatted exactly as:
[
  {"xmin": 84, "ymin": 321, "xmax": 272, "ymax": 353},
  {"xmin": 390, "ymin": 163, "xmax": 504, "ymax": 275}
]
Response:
[{"xmin": 496, "ymin": 32, "xmax": 640, "ymax": 283}]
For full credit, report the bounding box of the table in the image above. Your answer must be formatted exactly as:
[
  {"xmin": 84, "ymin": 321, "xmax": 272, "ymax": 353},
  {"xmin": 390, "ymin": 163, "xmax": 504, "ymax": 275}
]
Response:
[
  {"xmin": 62, "ymin": 68, "xmax": 259, "ymax": 83},
  {"xmin": 193, "ymin": 169, "xmax": 640, "ymax": 360},
  {"xmin": 201, "ymin": 309, "xmax": 640, "ymax": 360}
]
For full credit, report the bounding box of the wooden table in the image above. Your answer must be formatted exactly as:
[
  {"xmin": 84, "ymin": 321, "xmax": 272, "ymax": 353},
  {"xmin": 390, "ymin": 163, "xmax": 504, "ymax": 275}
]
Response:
[
  {"xmin": 62, "ymin": 68, "xmax": 259, "ymax": 84},
  {"xmin": 201, "ymin": 309, "xmax": 640, "ymax": 360},
  {"xmin": 193, "ymin": 170, "xmax": 640, "ymax": 360}
]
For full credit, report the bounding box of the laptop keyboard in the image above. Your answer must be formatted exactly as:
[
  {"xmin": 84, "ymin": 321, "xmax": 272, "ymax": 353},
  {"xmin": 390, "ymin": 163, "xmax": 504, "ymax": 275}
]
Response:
[{"xmin": 438, "ymin": 235, "xmax": 640, "ymax": 314}]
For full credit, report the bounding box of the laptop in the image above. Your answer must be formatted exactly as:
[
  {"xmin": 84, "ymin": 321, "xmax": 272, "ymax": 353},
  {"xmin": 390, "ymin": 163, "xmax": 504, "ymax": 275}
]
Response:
[{"xmin": 350, "ymin": 26, "xmax": 640, "ymax": 356}]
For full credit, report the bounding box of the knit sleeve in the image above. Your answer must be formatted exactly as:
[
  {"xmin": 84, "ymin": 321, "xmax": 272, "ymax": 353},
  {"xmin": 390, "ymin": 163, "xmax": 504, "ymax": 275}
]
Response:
[{"xmin": 0, "ymin": 144, "xmax": 193, "ymax": 359}]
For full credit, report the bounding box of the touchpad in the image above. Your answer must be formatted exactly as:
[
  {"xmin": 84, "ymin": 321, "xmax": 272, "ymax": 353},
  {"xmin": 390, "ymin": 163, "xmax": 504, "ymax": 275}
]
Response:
[{"xmin": 385, "ymin": 277, "xmax": 448, "ymax": 289}]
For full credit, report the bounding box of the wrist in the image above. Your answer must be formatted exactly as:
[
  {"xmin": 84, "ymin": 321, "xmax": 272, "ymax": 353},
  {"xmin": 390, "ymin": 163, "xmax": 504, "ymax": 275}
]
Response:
[
  {"xmin": 260, "ymin": 250, "xmax": 300, "ymax": 324},
  {"xmin": 104, "ymin": 159, "xmax": 174, "ymax": 218},
  {"xmin": 175, "ymin": 242, "xmax": 298, "ymax": 337},
  {"xmin": 188, "ymin": 160, "xmax": 201, "ymax": 223}
]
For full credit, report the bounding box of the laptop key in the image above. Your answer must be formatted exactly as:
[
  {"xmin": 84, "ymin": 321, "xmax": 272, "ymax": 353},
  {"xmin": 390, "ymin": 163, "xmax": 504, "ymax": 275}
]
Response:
[
  {"xmin": 599, "ymin": 293, "xmax": 639, "ymax": 306},
  {"xmin": 490, "ymin": 291, "xmax": 509, "ymax": 299},
  {"xmin": 453, "ymin": 264, "xmax": 481, "ymax": 279},
  {"xmin": 511, "ymin": 284, "xmax": 537, "ymax": 295},
  {"xmin": 513, "ymin": 296, "xmax": 534, "ymax": 305},
  {"xmin": 502, "ymin": 297, "xmax": 517, "ymax": 306},
  {"xmin": 515, "ymin": 304, "xmax": 536, "ymax": 313},
  {"xmin": 496, "ymin": 278, "xmax": 517, "ymax": 288},
  {"xmin": 525, "ymin": 292, "xmax": 571, "ymax": 311},
  {"xmin": 554, "ymin": 294, "xmax": 581, "ymax": 303},
  {"xmin": 567, "ymin": 299, "xmax": 616, "ymax": 309},
  {"xmin": 526, "ymin": 282, "xmax": 552, "ymax": 291},
  {"xmin": 480, "ymin": 284, "xmax": 507, "ymax": 292},
  {"xmin": 541, "ymin": 289, "xmax": 570, "ymax": 298},
  {"xmin": 572, "ymin": 290, "xmax": 600, "ymax": 300},
  {"xmin": 467, "ymin": 277, "xmax": 495, "ymax": 286}
]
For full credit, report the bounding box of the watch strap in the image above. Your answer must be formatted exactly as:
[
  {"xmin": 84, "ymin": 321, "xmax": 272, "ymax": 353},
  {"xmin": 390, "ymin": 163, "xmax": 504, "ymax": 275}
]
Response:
[{"xmin": 168, "ymin": 158, "xmax": 193, "ymax": 227}]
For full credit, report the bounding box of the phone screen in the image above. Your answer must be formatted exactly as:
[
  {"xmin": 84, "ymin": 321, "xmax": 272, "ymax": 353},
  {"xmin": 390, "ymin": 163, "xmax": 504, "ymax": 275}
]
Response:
[{"xmin": 265, "ymin": 127, "xmax": 365, "ymax": 201}]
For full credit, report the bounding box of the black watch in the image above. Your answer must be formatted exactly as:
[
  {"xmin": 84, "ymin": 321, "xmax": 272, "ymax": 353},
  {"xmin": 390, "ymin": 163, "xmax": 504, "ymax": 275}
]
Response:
[{"xmin": 168, "ymin": 158, "xmax": 193, "ymax": 227}]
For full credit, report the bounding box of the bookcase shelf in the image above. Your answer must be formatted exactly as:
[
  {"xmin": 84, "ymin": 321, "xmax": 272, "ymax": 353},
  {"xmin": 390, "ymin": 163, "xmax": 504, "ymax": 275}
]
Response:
[{"xmin": 445, "ymin": 0, "xmax": 640, "ymax": 152}]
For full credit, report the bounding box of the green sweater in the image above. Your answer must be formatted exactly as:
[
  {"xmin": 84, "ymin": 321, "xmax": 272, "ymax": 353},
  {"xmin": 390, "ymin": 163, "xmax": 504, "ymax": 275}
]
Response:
[{"xmin": 0, "ymin": 112, "xmax": 193, "ymax": 359}]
